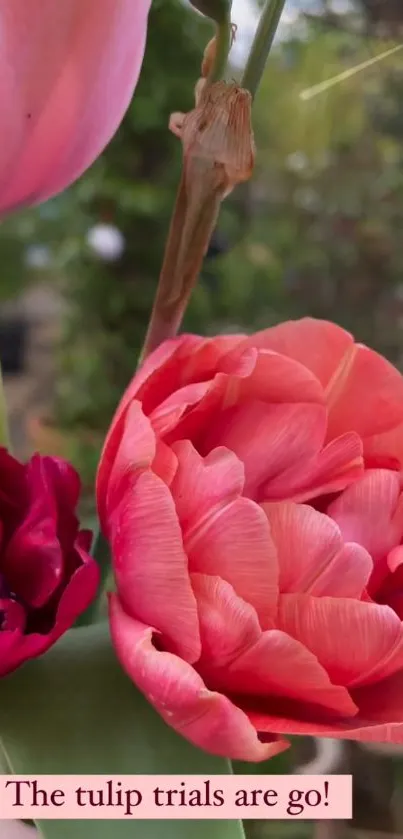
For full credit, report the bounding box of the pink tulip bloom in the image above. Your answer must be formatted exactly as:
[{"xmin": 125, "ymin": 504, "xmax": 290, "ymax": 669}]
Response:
[
  {"xmin": 97, "ymin": 318, "xmax": 403, "ymax": 761},
  {"xmin": 0, "ymin": 0, "xmax": 150, "ymax": 214}
]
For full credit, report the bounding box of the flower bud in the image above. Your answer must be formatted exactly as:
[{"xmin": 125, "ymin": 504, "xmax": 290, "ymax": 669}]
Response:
[{"xmin": 0, "ymin": 0, "xmax": 150, "ymax": 215}]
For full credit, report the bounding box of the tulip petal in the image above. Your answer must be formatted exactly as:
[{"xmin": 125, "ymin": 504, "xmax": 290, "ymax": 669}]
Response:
[
  {"xmin": 0, "ymin": 0, "xmax": 151, "ymax": 212},
  {"xmin": 39, "ymin": 455, "xmax": 81, "ymax": 509},
  {"xmin": 352, "ymin": 669, "xmax": 403, "ymax": 729},
  {"xmin": 97, "ymin": 334, "xmax": 244, "ymax": 507},
  {"xmin": 96, "ymin": 337, "xmax": 197, "ymax": 510},
  {"xmin": 263, "ymin": 502, "xmax": 372, "ymax": 598},
  {"xmin": 118, "ymin": 336, "xmax": 203, "ymax": 418},
  {"xmin": 169, "ymin": 338, "xmax": 323, "ymax": 456},
  {"xmin": 328, "ymin": 470, "xmax": 403, "ymax": 593},
  {"xmin": 52, "ymin": 544, "xmax": 100, "ymax": 636},
  {"xmin": 329, "ymin": 469, "xmax": 402, "ymax": 554},
  {"xmin": 152, "ymin": 441, "xmax": 178, "ymax": 487},
  {"xmin": 240, "ymin": 320, "xmax": 403, "ymax": 442},
  {"xmin": 240, "ymin": 318, "xmax": 353, "ymax": 388},
  {"xmin": 105, "ymin": 401, "xmax": 156, "ymax": 519},
  {"xmin": 278, "ymin": 594, "xmax": 403, "ymax": 688},
  {"xmin": 30, "ymin": 455, "xmax": 81, "ymax": 550},
  {"xmin": 0, "ymin": 447, "xmax": 25, "ymax": 515},
  {"xmin": 242, "ymin": 706, "xmax": 403, "ymax": 743},
  {"xmin": 2, "ymin": 458, "xmax": 64, "ymax": 608},
  {"xmin": 219, "ymin": 346, "xmax": 324, "ymax": 405},
  {"xmin": 377, "ymin": 550, "xmax": 403, "ymax": 617},
  {"xmin": 364, "ymin": 422, "xmax": 403, "ymax": 471},
  {"xmin": 0, "ymin": 544, "xmax": 98, "ymax": 677},
  {"xmin": 200, "ymin": 629, "xmax": 357, "ymax": 718},
  {"xmin": 150, "ymin": 382, "xmax": 211, "ymax": 437},
  {"xmin": 137, "ymin": 334, "xmax": 244, "ymax": 416},
  {"xmin": 185, "ymin": 495, "xmax": 278, "ymax": 628},
  {"xmin": 170, "ymin": 441, "xmax": 244, "ymax": 529},
  {"xmin": 261, "ymin": 432, "xmax": 363, "ymax": 503},
  {"xmin": 109, "ymin": 594, "xmax": 288, "ymax": 762},
  {"xmin": 170, "ymin": 441, "xmax": 277, "ymax": 626},
  {"xmin": 0, "ymin": 630, "xmax": 49, "ymax": 678},
  {"xmin": 110, "ymin": 470, "xmax": 200, "ymax": 662},
  {"xmin": 191, "ymin": 573, "xmax": 356, "ymax": 717},
  {"xmin": 165, "ymin": 342, "xmax": 314, "ymax": 452},
  {"xmin": 243, "ymin": 669, "xmax": 403, "ymax": 742},
  {"xmin": 192, "ymin": 574, "xmax": 262, "ymax": 665},
  {"xmin": 202, "ymin": 401, "xmax": 327, "ymax": 501},
  {"xmin": 163, "ymin": 349, "xmax": 260, "ymax": 448},
  {"xmin": 325, "ymin": 344, "xmax": 403, "ymax": 440}
]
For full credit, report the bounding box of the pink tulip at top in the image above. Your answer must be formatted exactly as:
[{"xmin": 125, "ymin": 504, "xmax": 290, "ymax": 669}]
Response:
[
  {"xmin": 0, "ymin": 0, "xmax": 150, "ymax": 214},
  {"xmin": 98, "ymin": 318, "xmax": 403, "ymax": 762}
]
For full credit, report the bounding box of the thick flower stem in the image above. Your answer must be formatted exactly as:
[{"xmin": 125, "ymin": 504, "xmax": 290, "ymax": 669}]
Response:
[
  {"xmin": 241, "ymin": 0, "xmax": 286, "ymax": 99},
  {"xmin": 140, "ymin": 16, "xmax": 233, "ymax": 363},
  {"xmin": 209, "ymin": 14, "xmax": 232, "ymax": 83},
  {"xmin": 140, "ymin": 170, "xmax": 223, "ymax": 361}
]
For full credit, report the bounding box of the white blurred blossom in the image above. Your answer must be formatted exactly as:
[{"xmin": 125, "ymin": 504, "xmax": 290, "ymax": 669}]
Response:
[{"xmin": 86, "ymin": 224, "xmax": 125, "ymax": 262}]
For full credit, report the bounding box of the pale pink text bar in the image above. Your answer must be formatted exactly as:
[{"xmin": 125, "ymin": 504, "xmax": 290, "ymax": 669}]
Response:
[{"xmin": 0, "ymin": 774, "xmax": 352, "ymax": 819}]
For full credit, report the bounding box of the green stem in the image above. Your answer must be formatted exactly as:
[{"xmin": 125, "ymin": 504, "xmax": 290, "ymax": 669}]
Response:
[
  {"xmin": 209, "ymin": 14, "xmax": 232, "ymax": 82},
  {"xmin": 241, "ymin": 0, "xmax": 286, "ymax": 98},
  {"xmin": 0, "ymin": 363, "xmax": 10, "ymax": 449}
]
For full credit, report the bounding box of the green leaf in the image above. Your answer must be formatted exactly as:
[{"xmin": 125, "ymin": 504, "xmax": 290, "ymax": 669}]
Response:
[{"xmin": 0, "ymin": 622, "xmax": 245, "ymax": 839}]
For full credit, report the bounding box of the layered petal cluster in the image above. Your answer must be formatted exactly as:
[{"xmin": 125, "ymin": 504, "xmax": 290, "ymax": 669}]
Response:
[
  {"xmin": 97, "ymin": 319, "xmax": 403, "ymax": 761},
  {"xmin": 0, "ymin": 450, "xmax": 99, "ymax": 676},
  {"xmin": 0, "ymin": 0, "xmax": 150, "ymax": 213}
]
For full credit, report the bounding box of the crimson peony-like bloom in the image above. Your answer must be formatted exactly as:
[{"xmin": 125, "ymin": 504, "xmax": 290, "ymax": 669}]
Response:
[
  {"xmin": 0, "ymin": 0, "xmax": 150, "ymax": 214},
  {"xmin": 97, "ymin": 319, "xmax": 403, "ymax": 761},
  {"xmin": 0, "ymin": 450, "xmax": 99, "ymax": 677}
]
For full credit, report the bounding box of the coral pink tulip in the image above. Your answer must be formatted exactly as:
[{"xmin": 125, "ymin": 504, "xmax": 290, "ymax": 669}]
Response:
[
  {"xmin": 0, "ymin": 450, "xmax": 99, "ymax": 676},
  {"xmin": 97, "ymin": 318, "xmax": 403, "ymax": 761},
  {"xmin": 0, "ymin": 0, "xmax": 150, "ymax": 214}
]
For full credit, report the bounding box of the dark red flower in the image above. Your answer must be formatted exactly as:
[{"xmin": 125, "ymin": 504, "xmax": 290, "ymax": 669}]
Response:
[{"xmin": 0, "ymin": 449, "xmax": 99, "ymax": 676}]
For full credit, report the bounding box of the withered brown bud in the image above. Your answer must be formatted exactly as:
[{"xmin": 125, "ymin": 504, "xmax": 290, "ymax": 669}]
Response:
[
  {"xmin": 181, "ymin": 81, "xmax": 255, "ymax": 194},
  {"xmin": 143, "ymin": 82, "xmax": 255, "ymax": 359}
]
